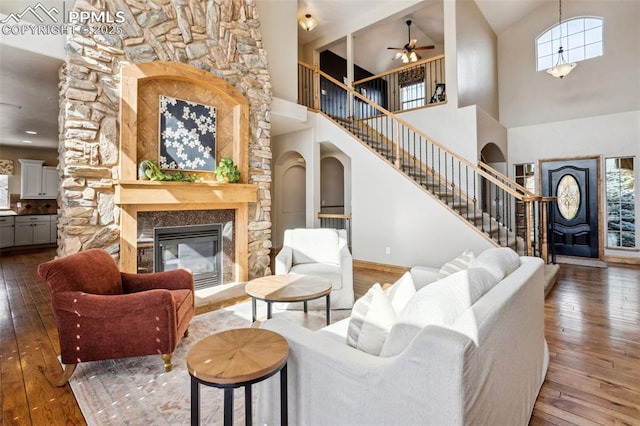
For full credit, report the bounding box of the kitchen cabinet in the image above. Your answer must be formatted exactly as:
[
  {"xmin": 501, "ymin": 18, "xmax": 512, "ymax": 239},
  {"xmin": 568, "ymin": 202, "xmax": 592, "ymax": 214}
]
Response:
[
  {"xmin": 18, "ymin": 159, "xmax": 58, "ymax": 199},
  {"xmin": 0, "ymin": 216, "xmax": 14, "ymax": 248},
  {"xmin": 14, "ymin": 215, "xmax": 55, "ymax": 246},
  {"xmin": 50, "ymin": 216, "xmax": 57, "ymax": 243}
]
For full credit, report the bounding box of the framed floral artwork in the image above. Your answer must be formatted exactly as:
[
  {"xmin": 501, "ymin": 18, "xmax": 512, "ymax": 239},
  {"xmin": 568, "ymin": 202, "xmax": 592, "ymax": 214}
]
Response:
[{"xmin": 158, "ymin": 95, "xmax": 216, "ymax": 171}]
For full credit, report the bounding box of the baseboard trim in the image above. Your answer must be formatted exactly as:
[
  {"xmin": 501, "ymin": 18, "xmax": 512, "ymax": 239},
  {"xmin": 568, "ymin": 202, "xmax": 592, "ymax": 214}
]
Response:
[{"xmin": 602, "ymin": 255, "xmax": 640, "ymax": 266}]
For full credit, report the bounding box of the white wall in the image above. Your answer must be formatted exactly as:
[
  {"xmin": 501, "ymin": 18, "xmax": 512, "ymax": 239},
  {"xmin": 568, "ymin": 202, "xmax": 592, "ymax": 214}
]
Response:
[
  {"xmin": 498, "ymin": 0, "xmax": 640, "ymax": 128},
  {"xmin": 314, "ymin": 114, "xmax": 493, "ymax": 267},
  {"xmin": 455, "ymin": 0, "xmax": 499, "ymax": 119},
  {"xmin": 256, "ymin": 0, "xmax": 298, "ymax": 102}
]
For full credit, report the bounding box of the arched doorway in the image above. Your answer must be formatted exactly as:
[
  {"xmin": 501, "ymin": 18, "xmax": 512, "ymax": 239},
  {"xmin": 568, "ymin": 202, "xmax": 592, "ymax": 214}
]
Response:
[{"xmin": 320, "ymin": 156, "xmax": 345, "ymax": 214}]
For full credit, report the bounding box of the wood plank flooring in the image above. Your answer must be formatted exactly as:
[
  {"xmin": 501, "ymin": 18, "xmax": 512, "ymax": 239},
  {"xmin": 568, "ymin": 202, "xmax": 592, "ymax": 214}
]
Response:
[{"xmin": 1, "ymin": 248, "xmax": 638, "ymax": 425}]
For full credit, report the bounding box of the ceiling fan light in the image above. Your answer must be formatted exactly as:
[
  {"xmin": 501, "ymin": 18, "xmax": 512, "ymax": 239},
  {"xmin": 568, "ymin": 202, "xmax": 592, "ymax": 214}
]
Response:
[
  {"xmin": 299, "ymin": 13, "xmax": 317, "ymax": 31},
  {"xmin": 409, "ymin": 51, "xmax": 418, "ymax": 62},
  {"xmin": 401, "ymin": 54, "xmax": 410, "ymax": 64}
]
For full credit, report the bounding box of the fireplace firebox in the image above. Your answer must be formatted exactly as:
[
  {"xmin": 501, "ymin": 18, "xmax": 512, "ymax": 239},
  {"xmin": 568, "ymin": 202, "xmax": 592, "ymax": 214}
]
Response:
[{"xmin": 154, "ymin": 223, "xmax": 223, "ymax": 290}]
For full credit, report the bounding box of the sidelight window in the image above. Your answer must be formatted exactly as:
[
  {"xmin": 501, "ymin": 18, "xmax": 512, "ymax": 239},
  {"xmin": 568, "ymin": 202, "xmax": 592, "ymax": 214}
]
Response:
[{"xmin": 605, "ymin": 157, "xmax": 635, "ymax": 248}]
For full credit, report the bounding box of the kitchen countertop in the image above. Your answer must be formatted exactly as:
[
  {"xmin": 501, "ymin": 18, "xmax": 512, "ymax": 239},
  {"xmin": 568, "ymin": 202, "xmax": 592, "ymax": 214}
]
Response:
[{"xmin": 0, "ymin": 210, "xmax": 17, "ymax": 216}]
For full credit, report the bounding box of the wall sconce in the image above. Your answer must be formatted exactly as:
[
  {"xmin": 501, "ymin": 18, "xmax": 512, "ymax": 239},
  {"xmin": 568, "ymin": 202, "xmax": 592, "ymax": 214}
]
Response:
[{"xmin": 299, "ymin": 14, "xmax": 317, "ymax": 32}]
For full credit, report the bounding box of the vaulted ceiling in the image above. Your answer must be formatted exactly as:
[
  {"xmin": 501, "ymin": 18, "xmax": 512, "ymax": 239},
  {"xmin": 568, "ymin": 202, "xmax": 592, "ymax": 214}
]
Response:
[{"xmin": 0, "ymin": 0, "xmax": 546, "ymax": 149}]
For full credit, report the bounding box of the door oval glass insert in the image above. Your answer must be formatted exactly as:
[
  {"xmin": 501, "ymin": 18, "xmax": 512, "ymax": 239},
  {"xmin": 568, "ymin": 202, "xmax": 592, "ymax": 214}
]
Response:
[{"xmin": 557, "ymin": 174, "xmax": 581, "ymax": 220}]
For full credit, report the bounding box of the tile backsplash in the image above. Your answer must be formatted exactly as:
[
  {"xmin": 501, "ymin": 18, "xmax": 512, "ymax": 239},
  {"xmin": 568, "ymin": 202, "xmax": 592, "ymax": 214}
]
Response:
[{"xmin": 9, "ymin": 194, "xmax": 58, "ymax": 215}]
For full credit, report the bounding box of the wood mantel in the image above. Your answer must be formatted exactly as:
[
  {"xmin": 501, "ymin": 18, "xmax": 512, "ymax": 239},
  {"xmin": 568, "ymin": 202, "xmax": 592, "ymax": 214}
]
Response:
[{"xmin": 115, "ymin": 180, "xmax": 258, "ymax": 205}]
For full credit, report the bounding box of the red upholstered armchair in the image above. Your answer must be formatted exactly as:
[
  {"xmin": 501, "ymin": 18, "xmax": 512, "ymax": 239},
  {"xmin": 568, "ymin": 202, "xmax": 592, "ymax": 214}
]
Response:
[{"xmin": 37, "ymin": 248, "xmax": 195, "ymax": 385}]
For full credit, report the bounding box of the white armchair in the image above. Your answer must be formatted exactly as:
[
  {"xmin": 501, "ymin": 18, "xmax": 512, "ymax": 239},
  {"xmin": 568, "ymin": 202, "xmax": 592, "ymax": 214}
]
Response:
[{"xmin": 275, "ymin": 228, "xmax": 354, "ymax": 309}]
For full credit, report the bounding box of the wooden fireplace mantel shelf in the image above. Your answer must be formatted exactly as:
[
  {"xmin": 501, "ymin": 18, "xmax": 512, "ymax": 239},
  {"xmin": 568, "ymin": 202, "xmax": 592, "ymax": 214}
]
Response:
[{"xmin": 114, "ymin": 180, "xmax": 258, "ymax": 205}]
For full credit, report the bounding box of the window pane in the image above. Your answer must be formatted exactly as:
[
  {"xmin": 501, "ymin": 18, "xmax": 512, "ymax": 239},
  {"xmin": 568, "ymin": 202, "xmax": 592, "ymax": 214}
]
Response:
[
  {"xmin": 567, "ymin": 47, "xmax": 585, "ymax": 62},
  {"xmin": 605, "ymin": 156, "xmax": 635, "ymax": 248},
  {"xmin": 538, "ymin": 30, "xmax": 552, "ymax": 43},
  {"xmin": 585, "ymin": 27, "xmax": 602, "ymax": 44},
  {"xmin": 585, "ymin": 42, "xmax": 603, "ymax": 59},
  {"xmin": 567, "ymin": 33, "xmax": 583, "ymax": 50},
  {"xmin": 584, "ymin": 18, "xmax": 602, "ymax": 30},
  {"xmin": 567, "ymin": 18, "xmax": 584, "ymax": 35},
  {"xmin": 538, "ymin": 55, "xmax": 553, "ymax": 70},
  {"xmin": 0, "ymin": 175, "xmax": 9, "ymax": 209},
  {"xmin": 538, "ymin": 41, "xmax": 553, "ymax": 57}
]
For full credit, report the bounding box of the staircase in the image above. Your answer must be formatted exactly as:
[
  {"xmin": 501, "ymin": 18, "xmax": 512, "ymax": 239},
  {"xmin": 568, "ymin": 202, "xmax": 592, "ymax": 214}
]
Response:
[
  {"xmin": 331, "ymin": 115, "xmax": 524, "ymax": 252},
  {"xmin": 298, "ymin": 61, "xmax": 553, "ymax": 262}
]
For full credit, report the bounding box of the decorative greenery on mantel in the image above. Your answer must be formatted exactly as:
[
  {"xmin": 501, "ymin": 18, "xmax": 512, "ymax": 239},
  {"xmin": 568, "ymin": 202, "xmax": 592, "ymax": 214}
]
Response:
[
  {"xmin": 214, "ymin": 157, "xmax": 240, "ymax": 183},
  {"xmin": 138, "ymin": 160, "xmax": 197, "ymax": 182}
]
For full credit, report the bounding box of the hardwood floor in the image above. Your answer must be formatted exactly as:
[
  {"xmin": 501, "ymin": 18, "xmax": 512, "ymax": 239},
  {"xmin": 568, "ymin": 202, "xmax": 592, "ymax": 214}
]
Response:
[{"xmin": 1, "ymin": 248, "xmax": 639, "ymax": 425}]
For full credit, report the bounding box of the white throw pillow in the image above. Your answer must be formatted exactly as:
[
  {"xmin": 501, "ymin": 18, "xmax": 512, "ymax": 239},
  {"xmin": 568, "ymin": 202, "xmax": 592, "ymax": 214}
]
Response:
[
  {"xmin": 470, "ymin": 247, "xmax": 520, "ymax": 281},
  {"xmin": 384, "ymin": 272, "xmax": 416, "ymax": 314},
  {"xmin": 438, "ymin": 249, "xmax": 475, "ymax": 278},
  {"xmin": 380, "ymin": 268, "xmax": 497, "ymax": 357},
  {"xmin": 347, "ymin": 284, "xmax": 397, "ymax": 355}
]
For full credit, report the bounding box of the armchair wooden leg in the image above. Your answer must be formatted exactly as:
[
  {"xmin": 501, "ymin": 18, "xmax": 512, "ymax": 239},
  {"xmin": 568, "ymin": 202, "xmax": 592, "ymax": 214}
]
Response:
[
  {"xmin": 161, "ymin": 353, "xmax": 173, "ymax": 372},
  {"xmin": 40, "ymin": 363, "xmax": 77, "ymax": 387}
]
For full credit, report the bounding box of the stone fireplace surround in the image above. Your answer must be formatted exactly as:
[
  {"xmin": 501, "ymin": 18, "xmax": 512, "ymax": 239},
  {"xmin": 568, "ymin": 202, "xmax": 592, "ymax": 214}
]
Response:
[{"xmin": 57, "ymin": 0, "xmax": 272, "ymax": 282}]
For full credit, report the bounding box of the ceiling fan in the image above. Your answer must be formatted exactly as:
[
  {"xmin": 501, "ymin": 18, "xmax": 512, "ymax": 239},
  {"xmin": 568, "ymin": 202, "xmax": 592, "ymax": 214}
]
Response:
[{"xmin": 387, "ymin": 19, "xmax": 435, "ymax": 63}]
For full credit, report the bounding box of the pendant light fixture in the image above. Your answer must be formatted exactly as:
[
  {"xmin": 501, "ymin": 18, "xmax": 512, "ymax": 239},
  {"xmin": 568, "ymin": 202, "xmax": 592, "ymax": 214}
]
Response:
[
  {"xmin": 299, "ymin": 13, "xmax": 317, "ymax": 32},
  {"xmin": 546, "ymin": 0, "xmax": 576, "ymax": 79}
]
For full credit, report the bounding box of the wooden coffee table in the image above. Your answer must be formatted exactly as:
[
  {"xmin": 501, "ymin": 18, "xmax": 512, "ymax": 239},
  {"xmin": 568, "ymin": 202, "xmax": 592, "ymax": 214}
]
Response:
[
  {"xmin": 245, "ymin": 273, "xmax": 332, "ymax": 325},
  {"xmin": 186, "ymin": 328, "xmax": 289, "ymax": 426}
]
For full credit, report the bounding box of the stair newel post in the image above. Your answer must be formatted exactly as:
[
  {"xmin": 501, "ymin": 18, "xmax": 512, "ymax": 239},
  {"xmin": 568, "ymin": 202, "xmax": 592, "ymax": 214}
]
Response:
[
  {"xmin": 313, "ymin": 63, "xmax": 320, "ymax": 111},
  {"xmin": 524, "ymin": 197, "xmax": 534, "ymax": 256},
  {"xmin": 539, "ymin": 196, "xmax": 555, "ymax": 264}
]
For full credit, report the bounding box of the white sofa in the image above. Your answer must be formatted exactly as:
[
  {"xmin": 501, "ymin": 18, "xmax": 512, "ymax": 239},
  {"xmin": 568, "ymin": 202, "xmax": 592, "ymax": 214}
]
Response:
[
  {"xmin": 275, "ymin": 228, "xmax": 354, "ymax": 309},
  {"xmin": 258, "ymin": 248, "xmax": 549, "ymax": 425}
]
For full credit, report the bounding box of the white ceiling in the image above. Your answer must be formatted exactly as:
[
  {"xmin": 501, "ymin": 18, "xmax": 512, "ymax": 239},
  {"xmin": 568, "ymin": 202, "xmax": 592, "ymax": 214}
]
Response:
[
  {"xmin": 0, "ymin": 44, "xmax": 62, "ymax": 150},
  {"xmin": 0, "ymin": 0, "xmax": 546, "ymax": 150}
]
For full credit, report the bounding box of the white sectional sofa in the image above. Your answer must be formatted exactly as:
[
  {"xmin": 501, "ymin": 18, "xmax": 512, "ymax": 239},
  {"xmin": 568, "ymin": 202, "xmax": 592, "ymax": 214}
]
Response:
[{"xmin": 257, "ymin": 248, "xmax": 549, "ymax": 425}]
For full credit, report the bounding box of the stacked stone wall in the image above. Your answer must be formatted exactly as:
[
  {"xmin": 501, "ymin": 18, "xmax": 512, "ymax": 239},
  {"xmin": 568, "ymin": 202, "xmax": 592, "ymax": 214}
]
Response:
[{"xmin": 58, "ymin": 0, "xmax": 272, "ymax": 278}]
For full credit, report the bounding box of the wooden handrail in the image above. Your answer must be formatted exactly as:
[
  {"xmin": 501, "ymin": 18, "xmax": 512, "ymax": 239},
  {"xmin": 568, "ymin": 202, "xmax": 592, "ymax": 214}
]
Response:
[
  {"xmin": 352, "ymin": 54, "xmax": 445, "ymax": 86},
  {"xmin": 308, "ymin": 64, "xmax": 530, "ymax": 200},
  {"xmin": 317, "ymin": 213, "xmax": 352, "ymax": 219},
  {"xmin": 478, "ymin": 161, "xmax": 536, "ymax": 198}
]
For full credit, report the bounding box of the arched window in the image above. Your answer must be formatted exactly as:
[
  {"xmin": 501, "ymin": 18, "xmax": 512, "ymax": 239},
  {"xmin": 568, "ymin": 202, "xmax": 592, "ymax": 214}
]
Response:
[{"xmin": 536, "ymin": 17, "xmax": 603, "ymax": 71}]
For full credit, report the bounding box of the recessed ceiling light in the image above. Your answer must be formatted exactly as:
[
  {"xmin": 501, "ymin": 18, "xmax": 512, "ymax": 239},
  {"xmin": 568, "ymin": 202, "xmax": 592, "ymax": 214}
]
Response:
[
  {"xmin": 25, "ymin": 130, "xmax": 37, "ymax": 135},
  {"xmin": 22, "ymin": 140, "xmax": 33, "ymax": 144}
]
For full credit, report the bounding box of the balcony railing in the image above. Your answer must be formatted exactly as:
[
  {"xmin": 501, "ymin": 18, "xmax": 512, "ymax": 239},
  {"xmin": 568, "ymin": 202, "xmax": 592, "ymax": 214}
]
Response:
[
  {"xmin": 298, "ymin": 56, "xmax": 446, "ymax": 118},
  {"xmin": 353, "ymin": 55, "xmax": 446, "ymax": 114}
]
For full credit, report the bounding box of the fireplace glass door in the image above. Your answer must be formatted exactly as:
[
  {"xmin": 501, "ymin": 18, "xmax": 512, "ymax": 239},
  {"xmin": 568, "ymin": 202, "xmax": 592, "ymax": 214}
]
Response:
[{"xmin": 154, "ymin": 224, "xmax": 222, "ymax": 290}]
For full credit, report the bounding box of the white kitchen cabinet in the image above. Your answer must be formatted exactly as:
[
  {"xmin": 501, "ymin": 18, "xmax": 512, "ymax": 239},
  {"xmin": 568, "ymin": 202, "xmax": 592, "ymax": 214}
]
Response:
[
  {"xmin": 18, "ymin": 159, "xmax": 58, "ymax": 199},
  {"xmin": 14, "ymin": 215, "xmax": 54, "ymax": 246},
  {"xmin": 42, "ymin": 167, "xmax": 59, "ymax": 198},
  {"xmin": 0, "ymin": 216, "xmax": 14, "ymax": 248},
  {"xmin": 50, "ymin": 215, "xmax": 57, "ymax": 243}
]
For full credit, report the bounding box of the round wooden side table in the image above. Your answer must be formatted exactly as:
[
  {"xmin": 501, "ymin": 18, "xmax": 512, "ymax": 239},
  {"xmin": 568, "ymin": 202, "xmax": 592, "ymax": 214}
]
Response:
[
  {"xmin": 245, "ymin": 273, "xmax": 332, "ymax": 325},
  {"xmin": 186, "ymin": 328, "xmax": 289, "ymax": 426}
]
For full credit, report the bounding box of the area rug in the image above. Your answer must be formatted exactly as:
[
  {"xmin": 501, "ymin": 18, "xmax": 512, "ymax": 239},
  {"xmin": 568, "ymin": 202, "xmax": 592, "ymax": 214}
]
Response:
[{"xmin": 68, "ymin": 302, "xmax": 349, "ymax": 425}]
